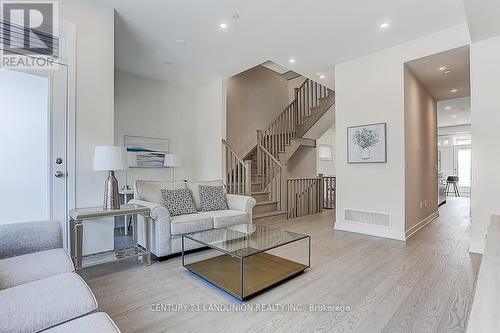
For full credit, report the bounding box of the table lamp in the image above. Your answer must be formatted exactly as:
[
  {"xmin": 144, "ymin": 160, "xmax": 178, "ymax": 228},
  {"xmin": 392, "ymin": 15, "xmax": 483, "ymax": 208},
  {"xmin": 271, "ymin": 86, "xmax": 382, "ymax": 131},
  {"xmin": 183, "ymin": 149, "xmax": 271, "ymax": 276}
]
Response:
[
  {"xmin": 93, "ymin": 146, "xmax": 129, "ymax": 210},
  {"xmin": 164, "ymin": 153, "xmax": 180, "ymax": 181}
]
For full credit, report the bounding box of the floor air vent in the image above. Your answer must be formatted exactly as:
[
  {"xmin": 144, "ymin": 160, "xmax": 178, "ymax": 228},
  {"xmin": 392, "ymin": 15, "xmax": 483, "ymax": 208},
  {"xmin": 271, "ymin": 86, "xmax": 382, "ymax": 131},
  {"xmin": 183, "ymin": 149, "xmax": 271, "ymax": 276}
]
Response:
[{"xmin": 344, "ymin": 209, "xmax": 391, "ymax": 227}]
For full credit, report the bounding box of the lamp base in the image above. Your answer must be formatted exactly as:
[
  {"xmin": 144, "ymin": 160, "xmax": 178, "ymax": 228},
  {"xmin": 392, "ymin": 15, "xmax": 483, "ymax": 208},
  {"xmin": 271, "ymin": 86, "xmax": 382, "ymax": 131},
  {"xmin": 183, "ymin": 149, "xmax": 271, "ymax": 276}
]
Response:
[{"xmin": 103, "ymin": 170, "xmax": 120, "ymax": 210}]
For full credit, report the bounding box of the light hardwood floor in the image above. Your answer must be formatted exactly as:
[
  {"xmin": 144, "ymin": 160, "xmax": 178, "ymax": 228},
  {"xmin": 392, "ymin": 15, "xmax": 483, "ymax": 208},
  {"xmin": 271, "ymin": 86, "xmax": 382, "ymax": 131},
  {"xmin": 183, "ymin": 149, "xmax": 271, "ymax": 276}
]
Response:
[{"xmin": 82, "ymin": 198, "xmax": 480, "ymax": 333}]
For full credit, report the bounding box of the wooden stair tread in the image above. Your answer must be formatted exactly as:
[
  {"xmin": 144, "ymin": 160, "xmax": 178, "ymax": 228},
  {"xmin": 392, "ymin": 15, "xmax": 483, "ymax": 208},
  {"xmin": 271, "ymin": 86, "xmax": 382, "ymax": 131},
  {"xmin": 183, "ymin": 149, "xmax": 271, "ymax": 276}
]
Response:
[
  {"xmin": 254, "ymin": 200, "xmax": 279, "ymax": 206},
  {"xmin": 252, "ymin": 191, "xmax": 270, "ymax": 195},
  {"xmin": 253, "ymin": 210, "xmax": 287, "ymax": 219}
]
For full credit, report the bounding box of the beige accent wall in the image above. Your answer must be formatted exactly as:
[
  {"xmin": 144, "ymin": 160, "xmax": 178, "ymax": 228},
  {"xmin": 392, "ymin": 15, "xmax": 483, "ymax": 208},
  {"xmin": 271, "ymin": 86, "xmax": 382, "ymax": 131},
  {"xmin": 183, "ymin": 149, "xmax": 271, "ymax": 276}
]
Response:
[
  {"xmin": 404, "ymin": 66, "xmax": 438, "ymax": 236},
  {"xmin": 227, "ymin": 66, "xmax": 290, "ymax": 156},
  {"xmin": 287, "ymin": 147, "xmax": 318, "ymax": 178}
]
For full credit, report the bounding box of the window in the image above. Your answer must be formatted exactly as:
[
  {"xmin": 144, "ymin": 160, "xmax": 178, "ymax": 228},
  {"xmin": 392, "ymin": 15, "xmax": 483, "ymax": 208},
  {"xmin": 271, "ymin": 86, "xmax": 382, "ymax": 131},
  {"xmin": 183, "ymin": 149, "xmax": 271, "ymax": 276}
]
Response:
[
  {"xmin": 437, "ymin": 136, "xmax": 451, "ymax": 146},
  {"xmin": 453, "ymin": 134, "xmax": 472, "ymax": 146},
  {"xmin": 319, "ymin": 144, "xmax": 333, "ymax": 160},
  {"xmin": 438, "ymin": 133, "xmax": 471, "ymax": 146}
]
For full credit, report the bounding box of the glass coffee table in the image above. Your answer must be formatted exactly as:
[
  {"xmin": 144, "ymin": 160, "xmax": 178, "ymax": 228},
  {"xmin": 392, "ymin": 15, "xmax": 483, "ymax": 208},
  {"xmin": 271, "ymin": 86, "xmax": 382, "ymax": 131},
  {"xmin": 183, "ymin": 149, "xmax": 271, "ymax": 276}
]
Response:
[{"xmin": 182, "ymin": 224, "xmax": 310, "ymax": 301}]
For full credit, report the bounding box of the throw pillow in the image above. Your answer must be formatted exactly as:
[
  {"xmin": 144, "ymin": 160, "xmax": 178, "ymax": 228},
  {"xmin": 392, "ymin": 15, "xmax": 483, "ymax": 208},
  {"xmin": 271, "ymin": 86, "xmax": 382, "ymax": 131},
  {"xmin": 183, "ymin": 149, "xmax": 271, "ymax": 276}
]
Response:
[
  {"xmin": 161, "ymin": 188, "xmax": 197, "ymax": 216},
  {"xmin": 199, "ymin": 185, "xmax": 229, "ymax": 212}
]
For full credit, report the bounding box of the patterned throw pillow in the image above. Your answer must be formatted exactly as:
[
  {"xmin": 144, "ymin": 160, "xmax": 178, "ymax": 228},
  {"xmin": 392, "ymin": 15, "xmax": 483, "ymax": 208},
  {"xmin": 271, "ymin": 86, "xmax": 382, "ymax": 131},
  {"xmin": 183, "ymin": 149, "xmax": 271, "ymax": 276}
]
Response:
[
  {"xmin": 161, "ymin": 188, "xmax": 197, "ymax": 216},
  {"xmin": 199, "ymin": 185, "xmax": 228, "ymax": 212}
]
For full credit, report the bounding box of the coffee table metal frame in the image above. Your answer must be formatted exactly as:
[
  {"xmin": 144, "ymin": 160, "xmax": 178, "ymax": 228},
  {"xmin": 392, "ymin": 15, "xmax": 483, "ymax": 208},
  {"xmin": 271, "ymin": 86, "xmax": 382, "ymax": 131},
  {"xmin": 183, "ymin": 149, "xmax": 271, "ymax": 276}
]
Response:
[{"xmin": 181, "ymin": 225, "xmax": 311, "ymax": 301}]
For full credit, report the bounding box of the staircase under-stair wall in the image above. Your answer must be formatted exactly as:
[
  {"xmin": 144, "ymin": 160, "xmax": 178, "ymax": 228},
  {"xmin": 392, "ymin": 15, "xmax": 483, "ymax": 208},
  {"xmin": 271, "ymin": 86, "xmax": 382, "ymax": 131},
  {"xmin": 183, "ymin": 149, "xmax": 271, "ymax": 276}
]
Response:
[{"xmin": 223, "ymin": 78, "xmax": 335, "ymax": 223}]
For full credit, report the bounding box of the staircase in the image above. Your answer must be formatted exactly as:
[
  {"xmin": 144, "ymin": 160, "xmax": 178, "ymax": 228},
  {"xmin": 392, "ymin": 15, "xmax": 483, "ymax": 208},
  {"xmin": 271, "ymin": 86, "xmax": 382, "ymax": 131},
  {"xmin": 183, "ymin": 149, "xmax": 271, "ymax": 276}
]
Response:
[{"xmin": 224, "ymin": 77, "xmax": 335, "ymax": 223}]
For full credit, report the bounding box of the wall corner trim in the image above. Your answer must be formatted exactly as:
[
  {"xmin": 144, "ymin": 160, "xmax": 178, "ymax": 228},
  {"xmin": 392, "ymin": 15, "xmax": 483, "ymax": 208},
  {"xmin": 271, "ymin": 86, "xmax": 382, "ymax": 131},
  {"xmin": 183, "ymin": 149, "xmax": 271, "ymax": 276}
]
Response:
[{"xmin": 405, "ymin": 211, "xmax": 439, "ymax": 240}]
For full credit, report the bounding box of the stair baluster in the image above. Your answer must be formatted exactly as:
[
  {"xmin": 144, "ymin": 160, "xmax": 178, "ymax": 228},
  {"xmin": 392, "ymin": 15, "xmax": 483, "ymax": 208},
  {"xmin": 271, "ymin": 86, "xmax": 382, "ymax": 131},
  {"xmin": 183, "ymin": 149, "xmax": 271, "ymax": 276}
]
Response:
[{"xmin": 222, "ymin": 139, "xmax": 252, "ymax": 196}]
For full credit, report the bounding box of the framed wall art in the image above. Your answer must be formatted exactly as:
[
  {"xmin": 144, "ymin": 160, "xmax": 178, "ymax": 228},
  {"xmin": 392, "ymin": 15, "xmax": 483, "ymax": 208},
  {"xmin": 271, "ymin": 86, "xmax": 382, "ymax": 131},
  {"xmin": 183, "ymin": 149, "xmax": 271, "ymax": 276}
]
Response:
[{"xmin": 347, "ymin": 123, "xmax": 387, "ymax": 163}]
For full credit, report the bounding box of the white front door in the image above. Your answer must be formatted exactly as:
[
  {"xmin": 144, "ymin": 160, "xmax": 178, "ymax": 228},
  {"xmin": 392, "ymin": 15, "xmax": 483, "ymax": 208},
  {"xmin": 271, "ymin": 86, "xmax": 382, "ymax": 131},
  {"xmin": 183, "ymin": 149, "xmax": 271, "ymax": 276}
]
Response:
[{"xmin": 0, "ymin": 66, "xmax": 68, "ymax": 243}]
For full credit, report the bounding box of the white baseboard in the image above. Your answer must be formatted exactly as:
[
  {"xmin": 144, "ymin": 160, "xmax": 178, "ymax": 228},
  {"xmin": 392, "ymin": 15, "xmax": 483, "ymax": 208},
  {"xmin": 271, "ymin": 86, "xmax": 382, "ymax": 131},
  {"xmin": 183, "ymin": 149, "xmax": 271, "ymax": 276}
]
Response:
[
  {"xmin": 469, "ymin": 241, "xmax": 485, "ymax": 254},
  {"xmin": 405, "ymin": 211, "xmax": 439, "ymax": 240},
  {"xmin": 334, "ymin": 221, "xmax": 405, "ymax": 241}
]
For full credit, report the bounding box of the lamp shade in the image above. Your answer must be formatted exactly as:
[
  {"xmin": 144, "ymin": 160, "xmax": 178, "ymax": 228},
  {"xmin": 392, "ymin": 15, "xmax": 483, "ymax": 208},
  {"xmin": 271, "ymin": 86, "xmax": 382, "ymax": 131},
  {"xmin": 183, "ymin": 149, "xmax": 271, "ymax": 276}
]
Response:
[
  {"xmin": 93, "ymin": 146, "xmax": 129, "ymax": 171},
  {"xmin": 163, "ymin": 153, "xmax": 180, "ymax": 168}
]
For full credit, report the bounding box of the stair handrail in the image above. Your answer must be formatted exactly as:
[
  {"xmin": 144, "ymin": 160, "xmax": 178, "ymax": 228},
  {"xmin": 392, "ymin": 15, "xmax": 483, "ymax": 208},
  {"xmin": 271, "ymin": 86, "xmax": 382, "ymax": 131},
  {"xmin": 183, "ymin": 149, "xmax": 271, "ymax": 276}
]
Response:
[
  {"xmin": 222, "ymin": 139, "xmax": 252, "ymax": 196},
  {"xmin": 261, "ymin": 99, "xmax": 297, "ymax": 135},
  {"xmin": 257, "ymin": 143, "xmax": 283, "ymax": 169},
  {"xmin": 222, "ymin": 139, "xmax": 246, "ymax": 165}
]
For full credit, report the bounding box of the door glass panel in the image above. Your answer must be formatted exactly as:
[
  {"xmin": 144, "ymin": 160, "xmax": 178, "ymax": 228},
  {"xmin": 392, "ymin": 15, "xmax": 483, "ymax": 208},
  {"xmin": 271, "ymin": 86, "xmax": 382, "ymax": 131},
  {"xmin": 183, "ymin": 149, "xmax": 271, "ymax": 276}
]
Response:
[
  {"xmin": 457, "ymin": 148, "xmax": 471, "ymax": 187},
  {"xmin": 0, "ymin": 69, "xmax": 50, "ymax": 224},
  {"xmin": 453, "ymin": 134, "xmax": 472, "ymax": 146}
]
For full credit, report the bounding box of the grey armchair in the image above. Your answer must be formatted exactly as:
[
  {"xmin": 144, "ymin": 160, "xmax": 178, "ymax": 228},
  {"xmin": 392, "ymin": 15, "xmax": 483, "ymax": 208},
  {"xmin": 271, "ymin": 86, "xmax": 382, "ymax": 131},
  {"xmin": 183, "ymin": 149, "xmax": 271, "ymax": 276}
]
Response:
[
  {"xmin": 0, "ymin": 220, "xmax": 100, "ymax": 333},
  {"xmin": 0, "ymin": 220, "xmax": 73, "ymax": 289}
]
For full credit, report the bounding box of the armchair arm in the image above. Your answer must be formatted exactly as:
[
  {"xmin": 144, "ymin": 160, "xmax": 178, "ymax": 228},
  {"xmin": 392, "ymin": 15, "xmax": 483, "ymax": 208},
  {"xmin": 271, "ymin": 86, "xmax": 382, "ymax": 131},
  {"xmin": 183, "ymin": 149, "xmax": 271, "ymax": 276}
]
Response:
[
  {"xmin": 0, "ymin": 220, "xmax": 62, "ymax": 260},
  {"xmin": 226, "ymin": 194, "xmax": 256, "ymax": 213},
  {"xmin": 128, "ymin": 199, "xmax": 171, "ymax": 221}
]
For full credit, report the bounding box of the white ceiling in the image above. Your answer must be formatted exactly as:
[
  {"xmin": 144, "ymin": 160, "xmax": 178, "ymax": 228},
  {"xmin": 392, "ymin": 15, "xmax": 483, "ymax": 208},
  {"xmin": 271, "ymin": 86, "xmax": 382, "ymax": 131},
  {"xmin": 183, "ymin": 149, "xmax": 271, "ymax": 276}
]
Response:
[
  {"xmin": 405, "ymin": 46, "xmax": 470, "ymax": 101},
  {"xmin": 437, "ymin": 96, "xmax": 471, "ymax": 127},
  {"xmin": 97, "ymin": 0, "xmax": 469, "ymax": 87},
  {"xmin": 463, "ymin": 0, "xmax": 500, "ymax": 41}
]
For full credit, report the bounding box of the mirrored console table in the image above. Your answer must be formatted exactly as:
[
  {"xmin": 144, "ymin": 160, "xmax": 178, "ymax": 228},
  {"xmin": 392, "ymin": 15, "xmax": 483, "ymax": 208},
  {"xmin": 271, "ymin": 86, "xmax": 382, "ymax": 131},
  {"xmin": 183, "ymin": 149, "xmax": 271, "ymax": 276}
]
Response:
[{"xmin": 69, "ymin": 204, "xmax": 151, "ymax": 270}]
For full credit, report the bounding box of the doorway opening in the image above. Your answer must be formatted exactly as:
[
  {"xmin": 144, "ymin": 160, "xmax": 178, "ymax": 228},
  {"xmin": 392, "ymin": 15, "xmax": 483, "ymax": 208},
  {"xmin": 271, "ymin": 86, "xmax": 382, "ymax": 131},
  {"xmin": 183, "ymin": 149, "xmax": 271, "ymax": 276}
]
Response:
[{"xmin": 404, "ymin": 45, "xmax": 471, "ymax": 238}]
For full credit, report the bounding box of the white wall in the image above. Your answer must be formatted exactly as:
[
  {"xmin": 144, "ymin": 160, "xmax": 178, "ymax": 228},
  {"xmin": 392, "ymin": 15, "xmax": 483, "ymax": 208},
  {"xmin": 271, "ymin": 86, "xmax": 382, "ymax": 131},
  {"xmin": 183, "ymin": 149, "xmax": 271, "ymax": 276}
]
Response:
[
  {"xmin": 114, "ymin": 70, "xmax": 198, "ymax": 185},
  {"xmin": 193, "ymin": 78, "xmax": 225, "ymax": 181},
  {"xmin": 115, "ymin": 71, "xmax": 226, "ymax": 184},
  {"xmin": 470, "ymin": 34, "xmax": 500, "ymax": 254},
  {"xmin": 60, "ymin": 0, "xmax": 115, "ymax": 254},
  {"xmin": 334, "ymin": 24, "xmax": 470, "ymax": 241}
]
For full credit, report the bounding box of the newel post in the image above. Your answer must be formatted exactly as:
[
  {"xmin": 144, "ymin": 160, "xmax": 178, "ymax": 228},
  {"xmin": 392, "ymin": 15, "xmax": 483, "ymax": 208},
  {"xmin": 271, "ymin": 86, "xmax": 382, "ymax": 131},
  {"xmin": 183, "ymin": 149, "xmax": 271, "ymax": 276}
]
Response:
[
  {"xmin": 318, "ymin": 173, "xmax": 324, "ymax": 212},
  {"xmin": 244, "ymin": 160, "xmax": 252, "ymax": 196}
]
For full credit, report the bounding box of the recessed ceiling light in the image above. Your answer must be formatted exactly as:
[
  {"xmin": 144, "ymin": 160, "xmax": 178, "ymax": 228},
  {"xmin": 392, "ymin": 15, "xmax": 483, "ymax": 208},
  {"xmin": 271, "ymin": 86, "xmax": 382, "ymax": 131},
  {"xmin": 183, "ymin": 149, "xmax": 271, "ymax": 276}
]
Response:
[
  {"xmin": 319, "ymin": 75, "xmax": 326, "ymax": 79},
  {"xmin": 219, "ymin": 23, "xmax": 227, "ymax": 29},
  {"xmin": 444, "ymin": 69, "xmax": 452, "ymax": 74},
  {"xmin": 452, "ymin": 115, "xmax": 457, "ymax": 119},
  {"xmin": 450, "ymin": 89, "xmax": 459, "ymax": 93},
  {"xmin": 444, "ymin": 106, "xmax": 451, "ymax": 110},
  {"xmin": 289, "ymin": 58, "xmax": 296, "ymax": 63},
  {"xmin": 379, "ymin": 22, "xmax": 390, "ymax": 29},
  {"xmin": 176, "ymin": 39, "xmax": 187, "ymax": 47},
  {"xmin": 438, "ymin": 66, "xmax": 447, "ymax": 71}
]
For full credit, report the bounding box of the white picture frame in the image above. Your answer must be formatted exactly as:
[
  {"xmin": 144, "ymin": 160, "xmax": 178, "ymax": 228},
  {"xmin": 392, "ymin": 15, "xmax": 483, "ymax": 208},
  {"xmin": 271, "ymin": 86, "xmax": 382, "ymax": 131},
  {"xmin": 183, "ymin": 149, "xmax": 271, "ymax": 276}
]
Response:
[{"xmin": 347, "ymin": 123, "xmax": 387, "ymax": 163}]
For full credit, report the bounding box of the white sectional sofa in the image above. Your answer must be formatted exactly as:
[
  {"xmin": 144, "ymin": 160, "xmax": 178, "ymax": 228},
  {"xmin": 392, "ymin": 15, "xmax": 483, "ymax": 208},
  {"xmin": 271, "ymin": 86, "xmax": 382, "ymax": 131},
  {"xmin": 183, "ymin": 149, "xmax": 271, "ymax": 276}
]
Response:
[
  {"xmin": 0, "ymin": 220, "xmax": 120, "ymax": 333},
  {"xmin": 129, "ymin": 179, "xmax": 256, "ymax": 259}
]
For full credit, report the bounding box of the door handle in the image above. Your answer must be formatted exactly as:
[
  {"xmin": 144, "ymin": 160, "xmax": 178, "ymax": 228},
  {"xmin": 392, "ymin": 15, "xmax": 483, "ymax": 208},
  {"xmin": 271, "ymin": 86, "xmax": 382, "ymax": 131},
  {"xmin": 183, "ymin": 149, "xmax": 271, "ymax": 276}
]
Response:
[{"xmin": 55, "ymin": 171, "xmax": 64, "ymax": 178}]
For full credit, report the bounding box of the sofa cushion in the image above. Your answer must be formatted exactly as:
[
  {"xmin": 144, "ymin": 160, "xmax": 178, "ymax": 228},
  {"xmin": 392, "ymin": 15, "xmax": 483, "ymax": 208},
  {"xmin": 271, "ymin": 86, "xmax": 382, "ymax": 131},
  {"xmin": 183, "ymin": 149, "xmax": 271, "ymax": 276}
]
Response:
[
  {"xmin": 0, "ymin": 272, "xmax": 97, "ymax": 333},
  {"xmin": 135, "ymin": 180, "xmax": 186, "ymax": 205},
  {"xmin": 202, "ymin": 210, "xmax": 250, "ymax": 228},
  {"xmin": 170, "ymin": 213, "xmax": 213, "ymax": 235},
  {"xmin": 199, "ymin": 185, "xmax": 229, "ymax": 212},
  {"xmin": 44, "ymin": 313, "xmax": 121, "ymax": 333},
  {"xmin": 186, "ymin": 180, "xmax": 225, "ymax": 210},
  {"xmin": 0, "ymin": 248, "xmax": 74, "ymax": 290},
  {"xmin": 161, "ymin": 188, "xmax": 197, "ymax": 216}
]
